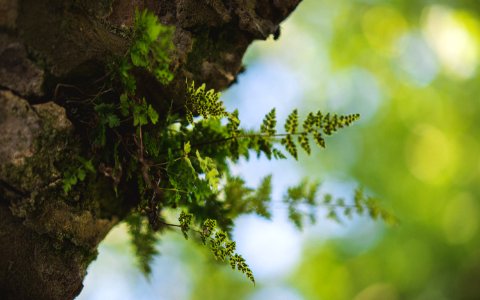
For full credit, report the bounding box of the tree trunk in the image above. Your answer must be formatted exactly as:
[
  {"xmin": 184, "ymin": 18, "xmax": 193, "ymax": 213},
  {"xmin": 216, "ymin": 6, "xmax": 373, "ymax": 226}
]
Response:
[{"xmin": 0, "ymin": 0, "xmax": 300, "ymax": 299}]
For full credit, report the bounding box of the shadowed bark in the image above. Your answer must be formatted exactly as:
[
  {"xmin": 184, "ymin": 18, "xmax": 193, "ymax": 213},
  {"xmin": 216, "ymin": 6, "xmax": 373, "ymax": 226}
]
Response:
[{"xmin": 0, "ymin": 0, "xmax": 301, "ymax": 299}]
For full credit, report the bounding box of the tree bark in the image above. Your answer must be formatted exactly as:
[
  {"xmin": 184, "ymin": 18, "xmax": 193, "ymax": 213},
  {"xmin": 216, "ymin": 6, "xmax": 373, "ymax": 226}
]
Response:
[{"xmin": 0, "ymin": 0, "xmax": 300, "ymax": 299}]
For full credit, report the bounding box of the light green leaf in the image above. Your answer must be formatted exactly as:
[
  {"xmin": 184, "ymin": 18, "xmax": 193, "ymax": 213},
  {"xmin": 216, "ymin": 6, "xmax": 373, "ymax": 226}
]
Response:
[
  {"xmin": 77, "ymin": 168, "xmax": 86, "ymax": 181},
  {"xmin": 184, "ymin": 141, "xmax": 191, "ymax": 155},
  {"xmin": 107, "ymin": 114, "xmax": 120, "ymax": 128},
  {"xmin": 147, "ymin": 105, "xmax": 159, "ymax": 124}
]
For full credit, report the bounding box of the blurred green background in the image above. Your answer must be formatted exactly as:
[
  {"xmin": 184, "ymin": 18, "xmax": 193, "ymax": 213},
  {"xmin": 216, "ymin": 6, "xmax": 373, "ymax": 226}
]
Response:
[{"xmin": 77, "ymin": 0, "xmax": 480, "ymax": 299}]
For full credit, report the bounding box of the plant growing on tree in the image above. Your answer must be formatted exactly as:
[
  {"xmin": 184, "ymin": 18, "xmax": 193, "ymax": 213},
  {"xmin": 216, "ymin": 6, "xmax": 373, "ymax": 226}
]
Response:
[{"xmin": 65, "ymin": 10, "xmax": 396, "ymax": 284}]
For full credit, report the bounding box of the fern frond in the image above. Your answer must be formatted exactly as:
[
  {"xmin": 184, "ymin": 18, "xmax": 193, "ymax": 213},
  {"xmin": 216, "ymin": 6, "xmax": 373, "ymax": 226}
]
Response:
[
  {"xmin": 281, "ymin": 134, "xmax": 298, "ymax": 159},
  {"xmin": 298, "ymin": 132, "xmax": 311, "ymax": 154},
  {"xmin": 131, "ymin": 10, "xmax": 174, "ymax": 84},
  {"xmin": 126, "ymin": 214, "xmax": 159, "ymax": 276},
  {"xmin": 261, "ymin": 108, "xmax": 277, "ymax": 136},
  {"xmin": 249, "ymin": 175, "xmax": 272, "ymax": 219},
  {"xmin": 185, "ymin": 81, "xmax": 228, "ymax": 123},
  {"xmin": 179, "ymin": 211, "xmax": 194, "ymax": 239},
  {"xmin": 284, "ymin": 109, "xmax": 299, "ymax": 134},
  {"xmin": 182, "ymin": 216, "xmax": 255, "ymax": 284}
]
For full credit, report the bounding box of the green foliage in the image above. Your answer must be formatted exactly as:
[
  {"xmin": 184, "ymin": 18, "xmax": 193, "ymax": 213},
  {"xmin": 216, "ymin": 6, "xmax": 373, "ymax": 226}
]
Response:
[
  {"xmin": 179, "ymin": 211, "xmax": 193, "ymax": 239},
  {"xmin": 283, "ymin": 179, "xmax": 319, "ymax": 228},
  {"xmin": 180, "ymin": 215, "xmax": 255, "ymax": 284},
  {"xmin": 94, "ymin": 103, "xmax": 121, "ymax": 146},
  {"xmin": 62, "ymin": 157, "xmax": 95, "ymax": 193},
  {"xmin": 281, "ymin": 110, "xmax": 360, "ymax": 159},
  {"xmin": 224, "ymin": 175, "xmax": 273, "ymax": 219},
  {"xmin": 260, "ymin": 108, "xmax": 277, "ymax": 136},
  {"xmin": 69, "ymin": 8, "xmax": 392, "ymax": 285},
  {"xmin": 92, "ymin": 72, "xmax": 365, "ymax": 281},
  {"xmin": 185, "ymin": 81, "xmax": 228, "ymax": 124},
  {"xmin": 130, "ymin": 10, "xmax": 174, "ymax": 85},
  {"xmin": 115, "ymin": 9, "xmax": 174, "ymax": 94},
  {"xmin": 251, "ymin": 175, "xmax": 273, "ymax": 219},
  {"xmin": 126, "ymin": 214, "xmax": 159, "ymax": 276},
  {"xmin": 352, "ymin": 188, "xmax": 399, "ymax": 225},
  {"xmin": 283, "ymin": 180, "xmax": 397, "ymax": 228}
]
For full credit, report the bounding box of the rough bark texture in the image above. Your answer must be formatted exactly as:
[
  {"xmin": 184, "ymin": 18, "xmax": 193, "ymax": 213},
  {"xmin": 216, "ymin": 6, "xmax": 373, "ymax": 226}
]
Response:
[{"xmin": 0, "ymin": 0, "xmax": 301, "ymax": 299}]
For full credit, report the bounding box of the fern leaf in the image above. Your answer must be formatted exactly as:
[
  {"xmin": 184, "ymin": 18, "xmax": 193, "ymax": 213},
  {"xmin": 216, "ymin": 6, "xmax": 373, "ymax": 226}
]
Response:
[
  {"xmin": 281, "ymin": 134, "xmax": 297, "ymax": 159},
  {"xmin": 272, "ymin": 148, "xmax": 287, "ymax": 159},
  {"xmin": 298, "ymin": 132, "xmax": 311, "ymax": 154},
  {"xmin": 185, "ymin": 81, "xmax": 227, "ymax": 123},
  {"xmin": 261, "ymin": 108, "xmax": 277, "ymax": 136},
  {"xmin": 250, "ymin": 175, "xmax": 272, "ymax": 219},
  {"xmin": 179, "ymin": 211, "xmax": 193, "ymax": 239},
  {"xmin": 312, "ymin": 132, "xmax": 326, "ymax": 148},
  {"xmin": 126, "ymin": 214, "xmax": 159, "ymax": 276},
  {"xmin": 284, "ymin": 109, "xmax": 299, "ymax": 134}
]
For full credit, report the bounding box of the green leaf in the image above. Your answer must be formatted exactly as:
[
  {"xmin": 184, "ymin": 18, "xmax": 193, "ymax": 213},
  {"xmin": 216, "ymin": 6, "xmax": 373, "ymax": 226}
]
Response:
[
  {"xmin": 298, "ymin": 132, "xmax": 311, "ymax": 154},
  {"xmin": 126, "ymin": 214, "xmax": 159, "ymax": 276},
  {"xmin": 120, "ymin": 93, "xmax": 131, "ymax": 116},
  {"xmin": 201, "ymin": 219, "xmax": 216, "ymax": 244},
  {"xmin": 179, "ymin": 211, "xmax": 194, "ymax": 239},
  {"xmin": 130, "ymin": 50, "xmax": 144, "ymax": 67},
  {"xmin": 76, "ymin": 168, "xmax": 86, "ymax": 181},
  {"xmin": 184, "ymin": 141, "xmax": 191, "ymax": 155},
  {"xmin": 313, "ymin": 132, "xmax": 326, "ymax": 148},
  {"xmin": 206, "ymin": 168, "xmax": 220, "ymax": 192},
  {"xmin": 261, "ymin": 108, "xmax": 276, "ymax": 136},
  {"xmin": 107, "ymin": 114, "xmax": 120, "ymax": 128},
  {"xmin": 146, "ymin": 21, "xmax": 162, "ymax": 42},
  {"xmin": 133, "ymin": 104, "xmax": 148, "ymax": 126},
  {"xmin": 83, "ymin": 160, "xmax": 96, "ymax": 173},
  {"xmin": 281, "ymin": 134, "xmax": 298, "ymax": 159},
  {"xmin": 272, "ymin": 148, "xmax": 287, "ymax": 159},
  {"xmin": 185, "ymin": 81, "xmax": 227, "ymax": 121},
  {"xmin": 250, "ymin": 175, "xmax": 272, "ymax": 219},
  {"xmin": 285, "ymin": 109, "xmax": 299, "ymax": 134},
  {"xmin": 195, "ymin": 150, "xmax": 220, "ymax": 191},
  {"xmin": 147, "ymin": 105, "xmax": 159, "ymax": 124}
]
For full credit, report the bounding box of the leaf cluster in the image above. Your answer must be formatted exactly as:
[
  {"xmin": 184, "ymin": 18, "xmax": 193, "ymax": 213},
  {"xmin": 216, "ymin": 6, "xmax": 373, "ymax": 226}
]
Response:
[
  {"xmin": 116, "ymin": 10, "xmax": 174, "ymax": 93},
  {"xmin": 283, "ymin": 181, "xmax": 397, "ymax": 228},
  {"xmin": 185, "ymin": 81, "xmax": 228, "ymax": 124},
  {"xmin": 178, "ymin": 212, "xmax": 255, "ymax": 284},
  {"xmin": 130, "ymin": 10, "xmax": 174, "ymax": 85},
  {"xmin": 279, "ymin": 109, "xmax": 360, "ymax": 159},
  {"xmin": 62, "ymin": 157, "xmax": 95, "ymax": 193},
  {"xmin": 63, "ymin": 8, "xmax": 395, "ymax": 285},
  {"xmin": 126, "ymin": 213, "xmax": 159, "ymax": 276}
]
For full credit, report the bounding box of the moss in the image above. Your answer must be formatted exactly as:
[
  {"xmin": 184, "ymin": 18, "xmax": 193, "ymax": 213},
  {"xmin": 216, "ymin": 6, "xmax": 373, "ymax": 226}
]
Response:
[{"xmin": 2, "ymin": 98, "xmax": 122, "ymax": 254}]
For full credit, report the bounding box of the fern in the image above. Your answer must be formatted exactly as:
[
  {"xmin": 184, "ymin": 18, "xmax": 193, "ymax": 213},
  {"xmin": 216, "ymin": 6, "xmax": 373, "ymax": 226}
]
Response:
[
  {"xmin": 283, "ymin": 181, "xmax": 397, "ymax": 228},
  {"xmin": 283, "ymin": 179, "xmax": 320, "ymax": 229},
  {"xmin": 126, "ymin": 214, "xmax": 159, "ymax": 276},
  {"xmin": 185, "ymin": 80, "xmax": 228, "ymax": 123},
  {"xmin": 223, "ymin": 175, "xmax": 273, "ymax": 220},
  {"xmin": 284, "ymin": 109, "xmax": 299, "ymax": 134},
  {"xmin": 180, "ymin": 215, "xmax": 255, "ymax": 284},
  {"xmin": 352, "ymin": 188, "xmax": 399, "ymax": 225},
  {"xmin": 260, "ymin": 108, "xmax": 277, "ymax": 136},
  {"xmin": 130, "ymin": 10, "xmax": 174, "ymax": 84},
  {"xmin": 62, "ymin": 157, "xmax": 96, "ymax": 193},
  {"xmin": 66, "ymin": 7, "xmax": 395, "ymax": 286},
  {"xmin": 179, "ymin": 211, "xmax": 193, "ymax": 239}
]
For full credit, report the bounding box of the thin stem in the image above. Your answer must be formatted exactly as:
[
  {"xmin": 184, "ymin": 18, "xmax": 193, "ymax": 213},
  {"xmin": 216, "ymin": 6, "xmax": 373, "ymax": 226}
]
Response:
[
  {"xmin": 158, "ymin": 187, "xmax": 189, "ymax": 194},
  {"xmin": 187, "ymin": 131, "xmax": 309, "ymax": 151}
]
